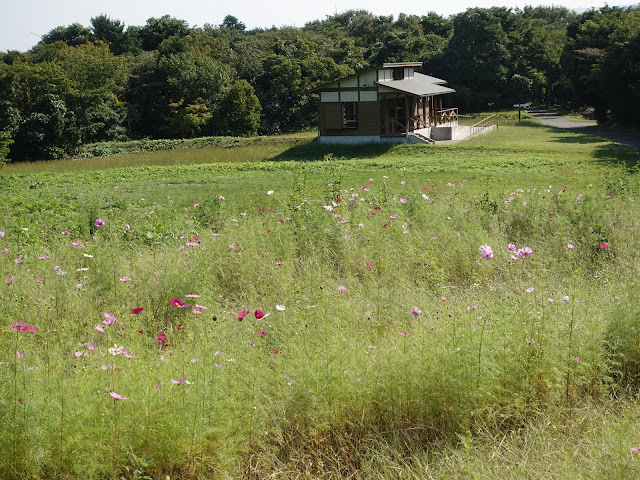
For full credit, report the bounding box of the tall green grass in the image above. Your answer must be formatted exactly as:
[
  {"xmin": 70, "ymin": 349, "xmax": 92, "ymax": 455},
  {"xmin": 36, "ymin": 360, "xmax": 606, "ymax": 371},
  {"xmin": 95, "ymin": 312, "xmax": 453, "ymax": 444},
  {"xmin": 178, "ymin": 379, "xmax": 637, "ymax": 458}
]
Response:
[{"xmin": 1, "ymin": 123, "xmax": 640, "ymax": 478}]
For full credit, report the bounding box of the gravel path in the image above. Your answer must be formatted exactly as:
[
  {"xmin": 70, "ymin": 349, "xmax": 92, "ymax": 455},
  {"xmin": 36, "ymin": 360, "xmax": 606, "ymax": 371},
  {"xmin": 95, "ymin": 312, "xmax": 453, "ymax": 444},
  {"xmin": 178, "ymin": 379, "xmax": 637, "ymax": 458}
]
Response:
[{"xmin": 527, "ymin": 108, "xmax": 640, "ymax": 153}]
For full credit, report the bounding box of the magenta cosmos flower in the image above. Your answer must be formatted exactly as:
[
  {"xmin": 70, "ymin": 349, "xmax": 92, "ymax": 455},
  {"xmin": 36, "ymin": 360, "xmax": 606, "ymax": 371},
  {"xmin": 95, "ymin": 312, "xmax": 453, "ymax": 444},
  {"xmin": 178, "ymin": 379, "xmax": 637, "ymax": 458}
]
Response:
[
  {"xmin": 254, "ymin": 310, "xmax": 265, "ymax": 320},
  {"xmin": 171, "ymin": 298, "xmax": 185, "ymax": 307}
]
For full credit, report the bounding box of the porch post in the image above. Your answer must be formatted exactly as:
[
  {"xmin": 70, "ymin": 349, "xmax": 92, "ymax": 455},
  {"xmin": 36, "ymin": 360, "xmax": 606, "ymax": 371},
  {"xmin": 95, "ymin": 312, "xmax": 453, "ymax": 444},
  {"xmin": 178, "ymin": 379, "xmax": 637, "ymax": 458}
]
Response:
[{"xmin": 404, "ymin": 95, "xmax": 409, "ymax": 136}]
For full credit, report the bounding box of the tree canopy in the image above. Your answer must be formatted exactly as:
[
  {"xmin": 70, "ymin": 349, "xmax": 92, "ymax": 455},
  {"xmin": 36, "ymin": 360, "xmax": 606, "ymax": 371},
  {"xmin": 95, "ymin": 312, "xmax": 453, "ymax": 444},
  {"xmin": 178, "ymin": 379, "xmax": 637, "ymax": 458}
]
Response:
[{"xmin": 0, "ymin": 6, "xmax": 638, "ymax": 161}]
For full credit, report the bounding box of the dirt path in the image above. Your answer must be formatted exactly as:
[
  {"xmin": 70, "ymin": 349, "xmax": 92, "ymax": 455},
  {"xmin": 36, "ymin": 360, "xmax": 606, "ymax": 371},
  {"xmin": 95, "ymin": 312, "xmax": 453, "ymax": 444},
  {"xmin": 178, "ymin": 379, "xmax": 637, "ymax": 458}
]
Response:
[{"xmin": 527, "ymin": 108, "xmax": 640, "ymax": 153}]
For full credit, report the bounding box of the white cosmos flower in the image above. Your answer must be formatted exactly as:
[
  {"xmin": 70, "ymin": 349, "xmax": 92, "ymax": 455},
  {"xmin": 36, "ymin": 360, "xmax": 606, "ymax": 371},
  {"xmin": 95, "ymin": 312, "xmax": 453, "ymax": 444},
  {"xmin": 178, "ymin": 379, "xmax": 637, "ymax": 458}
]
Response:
[{"xmin": 275, "ymin": 305, "xmax": 286, "ymax": 311}]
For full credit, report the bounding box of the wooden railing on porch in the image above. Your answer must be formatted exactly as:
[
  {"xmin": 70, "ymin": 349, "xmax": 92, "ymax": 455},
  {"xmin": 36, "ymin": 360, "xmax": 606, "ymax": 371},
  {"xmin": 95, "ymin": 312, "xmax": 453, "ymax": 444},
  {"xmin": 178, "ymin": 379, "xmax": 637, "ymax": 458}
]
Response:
[
  {"xmin": 437, "ymin": 108, "xmax": 458, "ymax": 125},
  {"xmin": 385, "ymin": 107, "xmax": 461, "ymax": 135}
]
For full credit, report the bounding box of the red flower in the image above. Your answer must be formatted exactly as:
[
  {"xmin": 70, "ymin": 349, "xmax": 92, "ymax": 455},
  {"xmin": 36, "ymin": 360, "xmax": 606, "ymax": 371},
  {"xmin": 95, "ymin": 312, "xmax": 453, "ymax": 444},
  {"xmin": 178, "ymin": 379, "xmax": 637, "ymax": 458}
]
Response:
[
  {"xmin": 254, "ymin": 310, "xmax": 264, "ymax": 320},
  {"xmin": 131, "ymin": 307, "xmax": 144, "ymax": 314},
  {"xmin": 171, "ymin": 298, "xmax": 185, "ymax": 307}
]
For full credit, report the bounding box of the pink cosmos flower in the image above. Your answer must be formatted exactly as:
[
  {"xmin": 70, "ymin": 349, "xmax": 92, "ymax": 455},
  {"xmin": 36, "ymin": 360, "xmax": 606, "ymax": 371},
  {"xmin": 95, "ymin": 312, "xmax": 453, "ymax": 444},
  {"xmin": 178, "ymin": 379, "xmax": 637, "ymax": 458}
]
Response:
[
  {"xmin": 184, "ymin": 294, "xmax": 201, "ymax": 298},
  {"xmin": 171, "ymin": 375, "xmax": 186, "ymax": 385},
  {"xmin": 480, "ymin": 245, "xmax": 493, "ymax": 260},
  {"xmin": 62, "ymin": 231, "xmax": 70, "ymax": 235},
  {"xmin": 257, "ymin": 331, "xmax": 267, "ymax": 336},
  {"xmin": 94, "ymin": 219, "xmax": 105, "ymax": 227},
  {"xmin": 505, "ymin": 243, "xmax": 517, "ymax": 253},
  {"xmin": 237, "ymin": 310, "xmax": 250, "ymax": 321},
  {"xmin": 171, "ymin": 298, "xmax": 185, "ymax": 307},
  {"xmin": 131, "ymin": 308, "xmax": 144, "ymax": 314},
  {"xmin": 95, "ymin": 325, "xmax": 105, "ymax": 332},
  {"xmin": 156, "ymin": 333, "xmax": 166, "ymax": 343},
  {"xmin": 599, "ymin": 244, "xmax": 609, "ymax": 249},
  {"xmin": 5, "ymin": 278, "xmax": 12, "ymax": 285},
  {"xmin": 109, "ymin": 391, "xmax": 126, "ymax": 400},
  {"xmin": 103, "ymin": 313, "xmax": 116, "ymax": 325},
  {"xmin": 14, "ymin": 258, "xmax": 22, "ymax": 264},
  {"xmin": 399, "ymin": 198, "xmax": 408, "ymax": 204},
  {"xmin": 366, "ymin": 263, "xmax": 372, "ymax": 268},
  {"xmin": 518, "ymin": 246, "xmax": 533, "ymax": 258},
  {"xmin": 567, "ymin": 243, "xmax": 574, "ymax": 249},
  {"xmin": 119, "ymin": 276, "xmax": 131, "ymax": 282},
  {"xmin": 441, "ymin": 296, "xmax": 447, "ymax": 302},
  {"xmin": 72, "ymin": 241, "xmax": 84, "ymax": 248},
  {"xmin": 411, "ymin": 307, "xmax": 421, "ymax": 318},
  {"xmin": 337, "ymin": 285, "xmax": 346, "ymax": 292},
  {"xmin": 400, "ymin": 332, "xmax": 408, "ymax": 337}
]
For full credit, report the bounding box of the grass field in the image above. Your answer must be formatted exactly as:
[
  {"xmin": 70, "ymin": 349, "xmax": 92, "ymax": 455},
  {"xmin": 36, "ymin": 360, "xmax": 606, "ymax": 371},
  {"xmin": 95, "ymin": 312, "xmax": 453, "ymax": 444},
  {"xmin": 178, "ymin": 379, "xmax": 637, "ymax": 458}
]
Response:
[{"xmin": 2, "ymin": 120, "xmax": 640, "ymax": 479}]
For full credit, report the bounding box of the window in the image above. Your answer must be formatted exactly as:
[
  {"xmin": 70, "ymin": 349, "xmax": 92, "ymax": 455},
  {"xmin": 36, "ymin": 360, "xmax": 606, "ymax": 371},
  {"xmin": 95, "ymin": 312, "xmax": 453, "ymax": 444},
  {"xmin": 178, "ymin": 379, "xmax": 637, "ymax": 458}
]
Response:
[
  {"xmin": 342, "ymin": 102, "xmax": 358, "ymax": 129},
  {"xmin": 392, "ymin": 67, "xmax": 404, "ymax": 80}
]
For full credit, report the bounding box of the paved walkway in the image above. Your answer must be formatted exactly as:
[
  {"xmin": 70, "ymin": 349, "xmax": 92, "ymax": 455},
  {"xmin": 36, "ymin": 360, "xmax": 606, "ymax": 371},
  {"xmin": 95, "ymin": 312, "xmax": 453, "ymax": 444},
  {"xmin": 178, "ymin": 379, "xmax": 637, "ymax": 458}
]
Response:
[{"xmin": 527, "ymin": 108, "xmax": 640, "ymax": 153}]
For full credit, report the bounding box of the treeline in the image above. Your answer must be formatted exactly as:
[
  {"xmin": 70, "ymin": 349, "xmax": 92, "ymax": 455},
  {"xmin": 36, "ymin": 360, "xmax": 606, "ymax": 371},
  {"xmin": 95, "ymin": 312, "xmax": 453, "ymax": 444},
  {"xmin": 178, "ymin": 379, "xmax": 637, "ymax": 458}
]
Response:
[{"xmin": 0, "ymin": 6, "xmax": 639, "ymax": 162}]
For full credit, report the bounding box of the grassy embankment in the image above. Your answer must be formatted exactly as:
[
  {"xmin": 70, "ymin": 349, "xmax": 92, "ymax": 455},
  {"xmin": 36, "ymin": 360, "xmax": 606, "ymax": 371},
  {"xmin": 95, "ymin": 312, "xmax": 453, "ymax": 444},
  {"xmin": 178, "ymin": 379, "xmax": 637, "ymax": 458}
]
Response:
[{"xmin": 2, "ymin": 118, "xmax": 640, "ymax": 478}]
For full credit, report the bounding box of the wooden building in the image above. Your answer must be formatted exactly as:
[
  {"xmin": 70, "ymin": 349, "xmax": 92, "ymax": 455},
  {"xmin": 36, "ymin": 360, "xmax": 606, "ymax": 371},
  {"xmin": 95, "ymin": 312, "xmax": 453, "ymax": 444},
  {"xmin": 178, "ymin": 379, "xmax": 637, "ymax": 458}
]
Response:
[{"xmin": 313, "ymin": 62, "xmax": 457, "ymax": 144}]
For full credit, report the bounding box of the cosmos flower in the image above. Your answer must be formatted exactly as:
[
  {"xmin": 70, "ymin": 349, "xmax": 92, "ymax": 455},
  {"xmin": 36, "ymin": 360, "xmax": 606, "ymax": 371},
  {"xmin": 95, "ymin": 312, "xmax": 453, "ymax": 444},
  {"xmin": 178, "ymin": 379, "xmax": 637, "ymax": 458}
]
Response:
[
  {"xmin": 479, "ymin": 245, "xmax": 493, "ymax": 260},
  {"xmin": 518, "ymin": 246, "xmax": 533, "ymax": 258}
]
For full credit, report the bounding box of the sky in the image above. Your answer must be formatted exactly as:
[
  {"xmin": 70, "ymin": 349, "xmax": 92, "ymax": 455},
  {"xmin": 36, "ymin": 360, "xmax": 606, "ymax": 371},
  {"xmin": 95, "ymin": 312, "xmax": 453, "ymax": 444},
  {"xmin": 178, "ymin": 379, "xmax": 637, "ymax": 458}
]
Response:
[{"xmin": 2, "ymin": 0, "xmax": 637, "ymax": 52}]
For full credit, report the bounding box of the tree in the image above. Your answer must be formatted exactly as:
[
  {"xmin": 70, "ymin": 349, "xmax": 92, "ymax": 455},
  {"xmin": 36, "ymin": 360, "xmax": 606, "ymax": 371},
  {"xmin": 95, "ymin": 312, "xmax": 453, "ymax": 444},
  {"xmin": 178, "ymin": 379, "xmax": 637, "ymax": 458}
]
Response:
[
  {"xmin": 139, "ymin": 16, "xmax": 190, "ymax": 51},
  {"xmin": 164, "ymin": 97, "xmax": 212, "ymax": 138},
  {"xmin": 0, "ymin": 130, "xmax": 12, "ymax": 165},
  {"xmin": 0, "ymin": 61, "xmax": 81, "ymax": 159},
  {"xmin": 40, "ymin": 23, "xmax": 92, "ymax": 47},
  {"xmin": 436, "ymin": 8, "xmax": 511, "ymax": 109},
  {"xmin": 220, "ymin": 15, "xmax": 246, "ymax": 33},
  {"xmin": 218, "ymin": 80, "xmax": 261, "ymax": 136},
  {"xmin": 253, "ymin": 54, "xmax": 303, "ymax": 134},
  {"xmin": 90, "ymin": 14, "xmax": 130, "ymax": 55}
]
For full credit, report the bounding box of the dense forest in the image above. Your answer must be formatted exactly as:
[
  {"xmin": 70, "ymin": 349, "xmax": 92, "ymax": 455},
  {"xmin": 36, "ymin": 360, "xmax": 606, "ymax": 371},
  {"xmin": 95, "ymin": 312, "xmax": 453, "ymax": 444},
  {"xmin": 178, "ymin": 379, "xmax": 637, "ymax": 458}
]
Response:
[{"xmin": 0, "ymin": 5, "xmax": 639, "ymax": 162}]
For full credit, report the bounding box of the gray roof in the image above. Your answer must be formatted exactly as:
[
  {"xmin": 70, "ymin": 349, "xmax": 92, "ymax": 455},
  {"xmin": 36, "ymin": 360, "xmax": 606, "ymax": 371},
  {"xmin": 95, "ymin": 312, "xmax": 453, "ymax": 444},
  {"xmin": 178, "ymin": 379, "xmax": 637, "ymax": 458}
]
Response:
[{"xmin": 376, "ymin": 72, "xmax": 455, "ymax": 97}]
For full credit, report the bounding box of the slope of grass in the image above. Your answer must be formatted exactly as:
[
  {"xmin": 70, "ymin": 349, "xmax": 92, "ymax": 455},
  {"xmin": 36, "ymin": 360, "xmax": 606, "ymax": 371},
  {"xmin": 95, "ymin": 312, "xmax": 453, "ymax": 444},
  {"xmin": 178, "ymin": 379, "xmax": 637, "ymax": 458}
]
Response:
[{"xmin": 1, "ymin": 123, "xmax": 640, "ymax": 478}]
